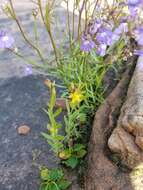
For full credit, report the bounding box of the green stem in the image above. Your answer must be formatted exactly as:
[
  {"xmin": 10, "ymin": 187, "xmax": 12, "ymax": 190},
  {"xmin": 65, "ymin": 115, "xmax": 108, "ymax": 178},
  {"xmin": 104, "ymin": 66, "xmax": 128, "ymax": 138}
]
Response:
[
  {"xmin": 9, "ymin": 0, "xmax": 45, "ymax": 63},
  {"xmin": 84, "ymin": 0, "xmax": 88, "ymax": 31},
  {"xmin": 8, "ymin": 48, "xmax": 45, "ymax": 69},
  {"xmin": 66, "ymin": 0, "xmax": 72, "ymax": 50},
  {"xmin": 72, "ymin": 0, "xmax": 76, "ymax": 40},
  {"xmin": 91, "ymin": 0, "xmax": 99, "ymax": 18},
  {"xmin": 77, "ymin": 0, "xmax": 85, "ymax": 41},
  {"xmin": 33, "ymin": 14, "xmax": 38, "ymax": 46},
  {"xmin": 37, "ymin": 0, "xmax": 59, "ymax": 65}
]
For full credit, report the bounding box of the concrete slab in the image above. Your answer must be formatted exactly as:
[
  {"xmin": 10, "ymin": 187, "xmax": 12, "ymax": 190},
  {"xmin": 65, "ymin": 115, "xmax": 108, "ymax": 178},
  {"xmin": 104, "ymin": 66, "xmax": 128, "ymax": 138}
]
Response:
[{"xmin": 0, "ymin": 75, "xmax": 63, "ymax": 190}]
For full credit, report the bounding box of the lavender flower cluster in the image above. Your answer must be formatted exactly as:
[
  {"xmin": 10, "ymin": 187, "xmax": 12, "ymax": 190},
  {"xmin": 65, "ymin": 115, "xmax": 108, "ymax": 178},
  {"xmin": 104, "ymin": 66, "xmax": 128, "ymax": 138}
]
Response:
[
  {"xmin": 0, "ymin": 0, "xmax": 143, "ymax": 76},
  {"xmin": 80, "ymin": 0, "xmax": 143, "ymax": 56}
]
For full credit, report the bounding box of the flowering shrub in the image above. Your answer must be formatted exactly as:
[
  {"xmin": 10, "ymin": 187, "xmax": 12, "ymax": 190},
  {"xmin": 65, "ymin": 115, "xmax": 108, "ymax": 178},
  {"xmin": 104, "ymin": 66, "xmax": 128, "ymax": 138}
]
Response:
[
  {"xmin": 1, "ymin": 0, "xmax": 143, "ymax": 61},
  {"xmin": 1, "ymin": 0, "xmax": 143, "ymax": 189}
]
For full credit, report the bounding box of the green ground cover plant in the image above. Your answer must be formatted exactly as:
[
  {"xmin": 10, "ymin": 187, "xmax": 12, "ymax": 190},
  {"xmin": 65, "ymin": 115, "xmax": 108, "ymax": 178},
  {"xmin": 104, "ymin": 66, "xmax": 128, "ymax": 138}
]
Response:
[{"xmin": 40, "ymin": 167, "xmax": 71, "ymax": 190}]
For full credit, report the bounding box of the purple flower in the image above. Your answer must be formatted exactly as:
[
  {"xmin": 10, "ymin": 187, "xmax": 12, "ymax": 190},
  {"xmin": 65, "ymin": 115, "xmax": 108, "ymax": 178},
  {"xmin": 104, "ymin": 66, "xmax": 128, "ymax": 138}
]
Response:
[
  {"xmin": 129, "ymin": 6, "xmax": 138, "ymax": 16},
  {"xmin": 80, "ymin": 35, "xmax": 95, "ymax": 53},
  {"xmin": 0, "ymin": 30, "xmax": 14, "ymax": 49},
  {"xmin": 111, "ymin": 22, "xmax": 128, "ymax": 44},
  {"xmin": 89, "ymin": 20, "xmax": 102, "ymax": 36},
  {"xmin": 111, "ymin": 33, "xmax": 120, "ymax": 44},
  {"xmin": 96, "ymin": 44, "xmax": 107, "ymax": 57},
  {"xmin": 127, "ymin": 0, "xmax": 142, "ymax": 16},
  {"xmin": 134, "ymin": 49, "xmax": 143, "ymax": 56},
  {"xmin": 134, "ymin": 27, "xmax": 143, "ymax": 46},
  {"xmin": 96, "ymin": 28, "xmax": 113, "ymax": 46},
  {"xmin": 114, "ymin": 23, "xmax": 128, "ymax": 35},
  {"xmin": 24, "ymin": 65, "xmax": 33, "ymax": 76},
  {"xmin": 127, "ymin": 0, "xmax": 141, "ymax": 6}
]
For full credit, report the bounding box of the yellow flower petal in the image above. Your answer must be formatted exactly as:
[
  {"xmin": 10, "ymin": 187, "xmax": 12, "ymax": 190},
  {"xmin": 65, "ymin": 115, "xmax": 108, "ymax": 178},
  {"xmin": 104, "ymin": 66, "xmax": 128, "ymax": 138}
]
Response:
[{"xmin": 69, "ymin": 88, "xmax": 84, "ymax": 106}]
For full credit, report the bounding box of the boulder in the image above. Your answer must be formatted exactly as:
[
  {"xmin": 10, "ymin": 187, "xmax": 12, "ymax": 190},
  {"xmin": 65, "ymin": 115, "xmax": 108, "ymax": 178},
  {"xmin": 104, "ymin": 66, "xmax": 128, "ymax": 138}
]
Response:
[
  {"xmin": 85, "ymin": 56, "xmax": 136, "ymax": 190},
  {"xmin": 108, "ymin": 56, "xmax": 143, "ymax": 168},
  {"xmin": 108, "ymin": 127, "xmax": 143, "ymax": 168}
]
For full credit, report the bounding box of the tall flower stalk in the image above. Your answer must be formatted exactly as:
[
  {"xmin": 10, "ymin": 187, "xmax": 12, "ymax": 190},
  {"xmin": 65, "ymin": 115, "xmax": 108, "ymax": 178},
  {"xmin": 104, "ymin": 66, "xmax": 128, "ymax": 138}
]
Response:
[
  {"xmin": 77, "ymin": 0, "xmax": 86, "ymax": 41},
  {"xmin": 72, "ymin": 0, "xmax": 76, "ymax": 40},
  {"xmin": 65, "ymin": 0, "xmax": 72, "ymax": 50},
  {"xmin": 9, "ymin": 0, "xmax": 45, "ymax": 62},
  {"xmin": 37, "ymin": 0, "xmax": 59, "ymax": 64}
]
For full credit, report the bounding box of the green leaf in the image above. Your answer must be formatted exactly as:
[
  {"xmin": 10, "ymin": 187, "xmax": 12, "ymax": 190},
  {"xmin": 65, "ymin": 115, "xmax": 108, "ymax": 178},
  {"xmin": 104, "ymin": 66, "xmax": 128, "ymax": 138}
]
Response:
[
  {"xmin": 49, "ymin": 169, "xmax": 64, "ymax": 181},
  {"xmin": 40, "ymin": 168, "xmax": 49, "ymax": 181},
  {"xmin": 58, "ymin": 179, "xmax": 71, "ymax": 190},
  {"xmin": 54, "ymin": 108, "xmax": 62, "ymax": 118},
  {"xmin": 76, "ymin": 149, "xmax": 87, "ymax": 158},
  {"xmin": 46, "ymin": 183, "xmax": 60, "ymax": 190},
  {"xmin": 49, "ymin": 83, "xmax": 56, "ymax": 110},
  {"xmin": 56, "ymin": 123, "xmax": 62, "ymax": 129},
  {"xmin": 47, "ymin": 123, "xmax": 51, "ymax": 130},
  {"xmin": 39, "ymin": 183, "xmax": 47, "ymax": 190},
  {"xmin": 73, "ymin": 144, "xmax": 85, "ymax": 152},
  {"xmin": 63, "ymin": 156, "xmax": 79, "ymax": 169},
  {"xmin": 41, "ymin": 132, "xmax": 52, "ymax": 141},
  {"xmin": 56, "ymin": 135, "xmax": 64, "ymax": 141}
]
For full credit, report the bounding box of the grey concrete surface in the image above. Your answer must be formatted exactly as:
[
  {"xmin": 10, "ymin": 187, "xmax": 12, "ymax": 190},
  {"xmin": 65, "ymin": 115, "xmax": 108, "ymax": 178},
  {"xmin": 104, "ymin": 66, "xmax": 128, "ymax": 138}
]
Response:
[
  {"xmin": 0, "ymin": 75, "xmax": 64, "ymax": 190},
  {"xmin": 0, "ymin": 1, "xmax": 66, "ymax": 189},
  {"xmin": 0, "ymin": 0, "xmax": 69, "ymax": 78}
]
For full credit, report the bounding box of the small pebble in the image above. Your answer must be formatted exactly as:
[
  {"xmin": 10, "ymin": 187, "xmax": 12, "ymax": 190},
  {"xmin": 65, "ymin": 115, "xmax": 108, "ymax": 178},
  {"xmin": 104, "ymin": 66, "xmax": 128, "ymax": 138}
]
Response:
[{"xmin": 17, "ymin": 125, "xmax": 31, "ymax": 135}]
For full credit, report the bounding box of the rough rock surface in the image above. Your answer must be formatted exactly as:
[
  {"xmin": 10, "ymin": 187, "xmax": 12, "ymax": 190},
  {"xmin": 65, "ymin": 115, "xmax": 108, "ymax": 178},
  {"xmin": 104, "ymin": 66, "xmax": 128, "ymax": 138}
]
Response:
[
  {"xmin": 85, "ymin": 57, "xmax": 140, "ymax": 190},
  {"xmin": 108, "ymin": 127, "xmax": 143, "ymax": 168},
  {"xmin": 108, "ymin": 56, "xmax": 143, "ymax": 168}
]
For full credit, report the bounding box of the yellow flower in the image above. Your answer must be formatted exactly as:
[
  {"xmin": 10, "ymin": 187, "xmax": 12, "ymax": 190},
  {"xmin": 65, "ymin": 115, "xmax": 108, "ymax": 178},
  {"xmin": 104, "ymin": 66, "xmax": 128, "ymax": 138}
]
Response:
[
  {"xmin": 59, "ymin": 150, "xmax": 71, "ymax": 160},
  {"xmin": 69, "ymin": 88, "xmax": 84, "ymax": 107}
]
